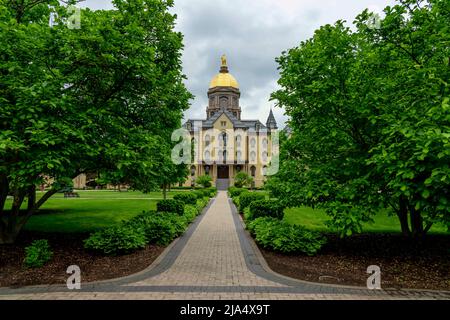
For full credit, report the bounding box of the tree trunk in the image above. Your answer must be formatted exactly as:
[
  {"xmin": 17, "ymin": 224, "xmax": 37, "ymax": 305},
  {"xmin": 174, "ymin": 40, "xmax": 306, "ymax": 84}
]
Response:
[
  {"xmin": 0, "ymin": 174, "xmax": 8, "ymax": 217},
  {"xmin": 27, "ymin": 185, "xmax": 36, "ymax": 211},
  {"xmin": 397, "ymin": 196, "xmax": 411, "ymax": 237},
  {"xmin": 0, "ymin": 226, "xmax": 18, "ymax": 245},
  {"xmin": 0, "ymin": 188, "xmax": 58, "ymax": 244},
  {"xmin": 410, "ymin": 206, "xmax": 424, "ymax": 239},
  {"xmin": 163, "ymin": 184, "xmax": 167, "ymax": 200}
]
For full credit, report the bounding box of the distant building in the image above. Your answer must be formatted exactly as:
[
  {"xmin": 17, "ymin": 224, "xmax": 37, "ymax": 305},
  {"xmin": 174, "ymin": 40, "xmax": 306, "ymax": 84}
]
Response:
[{"xmin": 183, "ymin": 55, "xmax": 277, "ymax": 189}]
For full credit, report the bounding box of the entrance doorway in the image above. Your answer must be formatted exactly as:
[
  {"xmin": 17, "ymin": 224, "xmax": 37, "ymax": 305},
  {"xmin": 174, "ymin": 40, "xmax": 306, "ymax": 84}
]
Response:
[{"xmin": 217, "ymin": 166, "xmax": 229, "ymax": 179}]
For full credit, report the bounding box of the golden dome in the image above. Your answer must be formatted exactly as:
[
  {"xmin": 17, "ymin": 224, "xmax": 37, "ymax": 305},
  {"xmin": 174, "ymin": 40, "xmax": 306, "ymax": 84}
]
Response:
[
  {"xmin": 209, "ymin": 72, "xmax": 239, "ymax": 89},
  {"xmin": 209, "ymin": 54, "xmax": 239, "ymax": 89}
]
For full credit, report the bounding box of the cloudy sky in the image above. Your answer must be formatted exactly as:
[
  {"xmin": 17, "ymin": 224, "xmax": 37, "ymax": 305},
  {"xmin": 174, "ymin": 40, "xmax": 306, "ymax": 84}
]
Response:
[{"xmin": 80, "ymin": 0, "xmax": 397, "ymax": 128}]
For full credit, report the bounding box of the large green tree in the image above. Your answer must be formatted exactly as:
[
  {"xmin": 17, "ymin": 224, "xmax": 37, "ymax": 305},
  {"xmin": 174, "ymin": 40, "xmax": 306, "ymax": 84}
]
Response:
[
  {"xmin": 0, "ymin": 0, "xmax": 192, "ymax": 243},
  {"xmin": 269, "ymin": 0, "xmax": 449, "ymax": 238}
]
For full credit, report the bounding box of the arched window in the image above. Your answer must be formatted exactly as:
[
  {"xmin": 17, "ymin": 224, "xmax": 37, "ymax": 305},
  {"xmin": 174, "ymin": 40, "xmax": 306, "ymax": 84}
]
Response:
[
  {"xmin": 204, "ymin": 165, "xmax": 210, "ymax": 175},
  {"xmin": 204, "ymin": 150, "xmax": 210, "ymax": 161},
  {"xmin": 190, "ymin": 165, "xmax": 196, "ymax": 176},
  {"xmin": 250, "ymin": 138, "xmax": 256, "ymax": 148},
  {"xmin": 220, "ymin": 132, "xmax": 227, "ymax": 147},
  {"xmin": 223, "ymin": 150, "xmax": 227, "ymax": 162},
  {"xmin": 236, "ymin": 135, "xmax": 241, "ymax": 148},
  {"xmin": 205, "ymin": 134, "xmax": 210, "ymax": 147},
  {"xmin": 262, "ymin": 166, "xmax": 267, "ymax": 176},
  {"xmin": 219, "ymin": 96, "xmax": 228, "ymax": 109},
  {"xmin": 250, "ymin": 166, "xmax": 256, "ymax": 177},
  {"xmin": 236, "ymin": 151, "xmax": 242, "ymax": 161},
  {"xmin": 250, "ymin": 151, "xmax": 256, "ymax": 162},
  {"xmin": 262, "ymin": 138, "xmax": 268, "ymax": 148},
  {"xmin": 262, "ymin": 151, "xmax": 268, "ymax": 162}
]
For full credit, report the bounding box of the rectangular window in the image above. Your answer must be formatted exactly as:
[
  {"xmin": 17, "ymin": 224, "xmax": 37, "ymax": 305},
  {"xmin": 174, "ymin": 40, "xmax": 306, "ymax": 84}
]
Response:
[{"xmin": 221, "ymin": 121, "xmax": 226, "ymax": 127}]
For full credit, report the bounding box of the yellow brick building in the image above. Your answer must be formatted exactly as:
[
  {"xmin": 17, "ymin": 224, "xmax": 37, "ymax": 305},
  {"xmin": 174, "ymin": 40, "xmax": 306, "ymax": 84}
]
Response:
[{"xmin": 183, "ymin": 56, "xmax": 278, "ymax": 189}]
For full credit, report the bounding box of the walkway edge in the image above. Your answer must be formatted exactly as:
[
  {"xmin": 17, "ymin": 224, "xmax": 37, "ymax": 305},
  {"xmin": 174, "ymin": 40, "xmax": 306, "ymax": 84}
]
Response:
[
  {"xmin": 0, "ymin": 197, "xmax": 216, "ymax": 295},
  {"xmin": 228, "ymin": 198, "xmax": 450, "ymax": 297}
]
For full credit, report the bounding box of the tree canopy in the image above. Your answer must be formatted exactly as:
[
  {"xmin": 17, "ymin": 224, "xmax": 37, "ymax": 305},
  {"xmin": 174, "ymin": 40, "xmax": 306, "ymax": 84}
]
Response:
[
  {"xmin": 0, "ymin": 0, "xmax": 192, "ymax": 243},
  {"xmin": 268, "ymin": 0, "xmax": 450, "ymax": 238}
]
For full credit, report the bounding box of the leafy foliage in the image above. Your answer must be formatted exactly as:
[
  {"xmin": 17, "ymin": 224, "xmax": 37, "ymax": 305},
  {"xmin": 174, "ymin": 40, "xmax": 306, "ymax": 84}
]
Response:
[
  {"xmin": 156, "ymin": 199, "xmax": 184, "ymax": 215},
  {"xmin": 269, "ymin": 0, "xmax": 450, "ymax": 238},
  {"xmin": 228, "ymin": 187, "xmax": 247, "ymax": 198},
  {"xmin": 23, "ymin": 239, "xmax": 53, "ymax": 268},
  {"xmin": 84, "ymin": 225, "xmax": 147, "ymax": 255},
  {"xmin": 173, "ymin": 193, "xmax": 198, "ymax": 205},
  {"xmin": 0, "ymin": 0, "xmax": 192, "ymax": 243},
  {"xmin": 195, "ymin": 197, "xmax": 209, "ymax": 213},
  {"xmin": 238, "ymin": 192, "xmax": 265, "ymax": 213},
  {"xmin": 248, "ymin": 200, "xmax": 286, "ymax": 220},
  {"xmin": 246, "ymin": 217, "xmax": 326, "ymax": 255},
  {"xmin": 233, "ymin": 172, "xmax": 253, "ymax": 188},
  {"xmin": 196, "ymin": 175, "xmax": 212, "ymax": 188}
]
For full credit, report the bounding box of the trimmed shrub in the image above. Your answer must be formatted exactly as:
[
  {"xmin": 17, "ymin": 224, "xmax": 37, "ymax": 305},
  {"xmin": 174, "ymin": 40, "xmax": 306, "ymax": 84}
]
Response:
[
  {"xmin": 195, "ymin": 197, "xmax": 209, "ymax": 213},
  {"xmin": 205, "ymin": 187, "xmax": 217, "ymax": 197},
  {"xmin": 248, "ymin": 200, "xmax": 285, "ymax": 220},
  {"xmin": 163, "ymin": 213, "xmax": 188, "ymax": 238},
  {"xmin": 228, "ymin": 187, "xmax": 247, "ymax": 198},
  {"xmin": 243, "ymin": 206, "xmax": 252, "ymax": 221},
  {"xmin": 234, "ymin": 172, "xmax": 253, "ymax": 188},
  {"xmin": 156, "ymin": 199, "xmax": 184, "ymax": 215},
  {"xmin": 192, "ymin": 190, "xmax": 204, "ymax": 199},
  {"xmin": 129, "ymin": 211, "xmax": 186, "ymax": 243},
  {"xmin": 23, "ymin": 239, "xmax": 53, "ymax": 268},
  {"xmin": 196, "ymin": 174, "xmax": 212, "ymax": 188},
  {"xmin": 173, "ymin": 193, "xmax": 197, "ymax": 205},
  {"xmin": 84, "ymin": 225, "xmax": 147, "ymax": 255},
  {"xmin": 238, "ymin": 192, "xmax": 265, "ymax": 213},
  {"xmin": 184, "ymin": 204, "xmax": 199, "ymax": 221},
  {"xmin": 247, "ymin": 217, "xmax": 326, "ymax": 256}
]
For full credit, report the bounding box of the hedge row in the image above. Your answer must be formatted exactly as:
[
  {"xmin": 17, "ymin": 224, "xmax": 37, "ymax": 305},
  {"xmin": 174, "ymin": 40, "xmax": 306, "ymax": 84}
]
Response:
[
  {"xmin": 84, "ymin": 196, "xmax": 211, "ymax": 255},
  {"xmin": 229, "ymin": 187, "xmax": 326, "ymax": 256},
  {"xmin": 246, "ymin": 217, "xmax": 327, "ymax": 256}
]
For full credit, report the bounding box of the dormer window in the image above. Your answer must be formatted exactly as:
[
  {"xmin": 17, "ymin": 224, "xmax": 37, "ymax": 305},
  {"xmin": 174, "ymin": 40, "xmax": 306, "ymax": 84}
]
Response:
[{"xmin": 186, "ymin": 122, "xmax": 191, "ymax": 130}]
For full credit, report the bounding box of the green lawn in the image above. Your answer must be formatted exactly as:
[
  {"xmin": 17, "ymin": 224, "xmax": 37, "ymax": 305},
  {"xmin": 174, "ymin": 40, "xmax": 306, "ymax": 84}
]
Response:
[
  {"xmin": 284, "ymin": 206, "xmax": 449, "ymax": 234},
  {"xmin": 253, "ymin": 190, "xmax": 448, "ymax": 234},
  {"xmin": 5, "ymin": 190, "xmax": 187, "ymax": 233}
]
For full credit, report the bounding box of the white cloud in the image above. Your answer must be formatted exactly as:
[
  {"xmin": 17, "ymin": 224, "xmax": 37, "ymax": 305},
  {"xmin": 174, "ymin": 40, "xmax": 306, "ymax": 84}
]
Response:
[{"xmin": 79, "ymin": 0, "xmax": 398, "ymax": 127}]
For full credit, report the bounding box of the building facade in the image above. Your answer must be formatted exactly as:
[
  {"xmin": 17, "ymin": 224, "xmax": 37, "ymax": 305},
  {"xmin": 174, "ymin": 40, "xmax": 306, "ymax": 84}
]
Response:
[{"xmin": 183, "ymin": 55, "xmax": 278, "ymax": 189}]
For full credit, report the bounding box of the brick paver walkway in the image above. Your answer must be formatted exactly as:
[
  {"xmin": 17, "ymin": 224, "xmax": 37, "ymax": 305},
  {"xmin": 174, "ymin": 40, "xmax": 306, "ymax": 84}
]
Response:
[{"xmin": 0, "ymin": 191, "xmax": 448, "ymax": 300}]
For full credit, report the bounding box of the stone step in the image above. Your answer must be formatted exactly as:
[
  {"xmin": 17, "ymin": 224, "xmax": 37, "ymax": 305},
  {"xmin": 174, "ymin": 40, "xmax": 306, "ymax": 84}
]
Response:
[{"xmin": 216, "ymin": 179, "xmax": 230, "ymax": 190}]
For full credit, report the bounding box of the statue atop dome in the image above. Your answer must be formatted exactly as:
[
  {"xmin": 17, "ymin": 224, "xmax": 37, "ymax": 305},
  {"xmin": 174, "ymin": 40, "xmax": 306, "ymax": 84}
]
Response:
[{"xmin": 221, "ymin": 54, "xmax": 227, "ymax": 67}]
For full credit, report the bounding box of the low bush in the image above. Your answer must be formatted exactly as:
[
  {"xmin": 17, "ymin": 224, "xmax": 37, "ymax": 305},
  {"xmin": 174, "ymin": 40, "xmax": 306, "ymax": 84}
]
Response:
[
  {"xmin": 234, "ymin": 172, "xmax": 253, "ymax": 188},
  {"xmin": 247, "ymin": 200, "xmax": 285, "ymax": 220},
  {"xmin": 238, "ymin": 192, "xmax": 265, "ymax": 213},
  {"xmin": 205, "ymin": 187, "xmax": 217, "ymax": 197},
  {"xmin": 23, "ymin": 239, "xmax": 53, "ymax": 268},
  {"xmin": 192, "ymin": 190, "xmax": 205, "ymax": 199},
  {"xmin": 184, "ymin": 204, "xmax": 199, "ymax": 221},
  {"xmin": 156, "ymin": 199, "xmax": 184, "ymax": 215},
  {"xmin": 247, "ymin": 217, "xmax": 326, "ymax": 256},
  {"xmin": 173, "ymin": 193, "xmax": 198, "ymax": 205},
  {"xmin": 243, "ymin": 206, "xmax": 252, "ymax": 221},
  {"xmin": 84, "ymin": 225, "xmax": 147, "ymax": 255},
  {"xmin": 228, "ymin": 187, "xmax": 247, "ymax": 198},
  {"xmin": 126, "ymin": 211, "xmax": 184, "ymax": 244},
  {"xmin": 196, "ymin": 174, "xmax": 212, "ymax": 188},
  {"xmin": 195, "ymin": 197, "xmax": 209, "ymax": 213}
]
